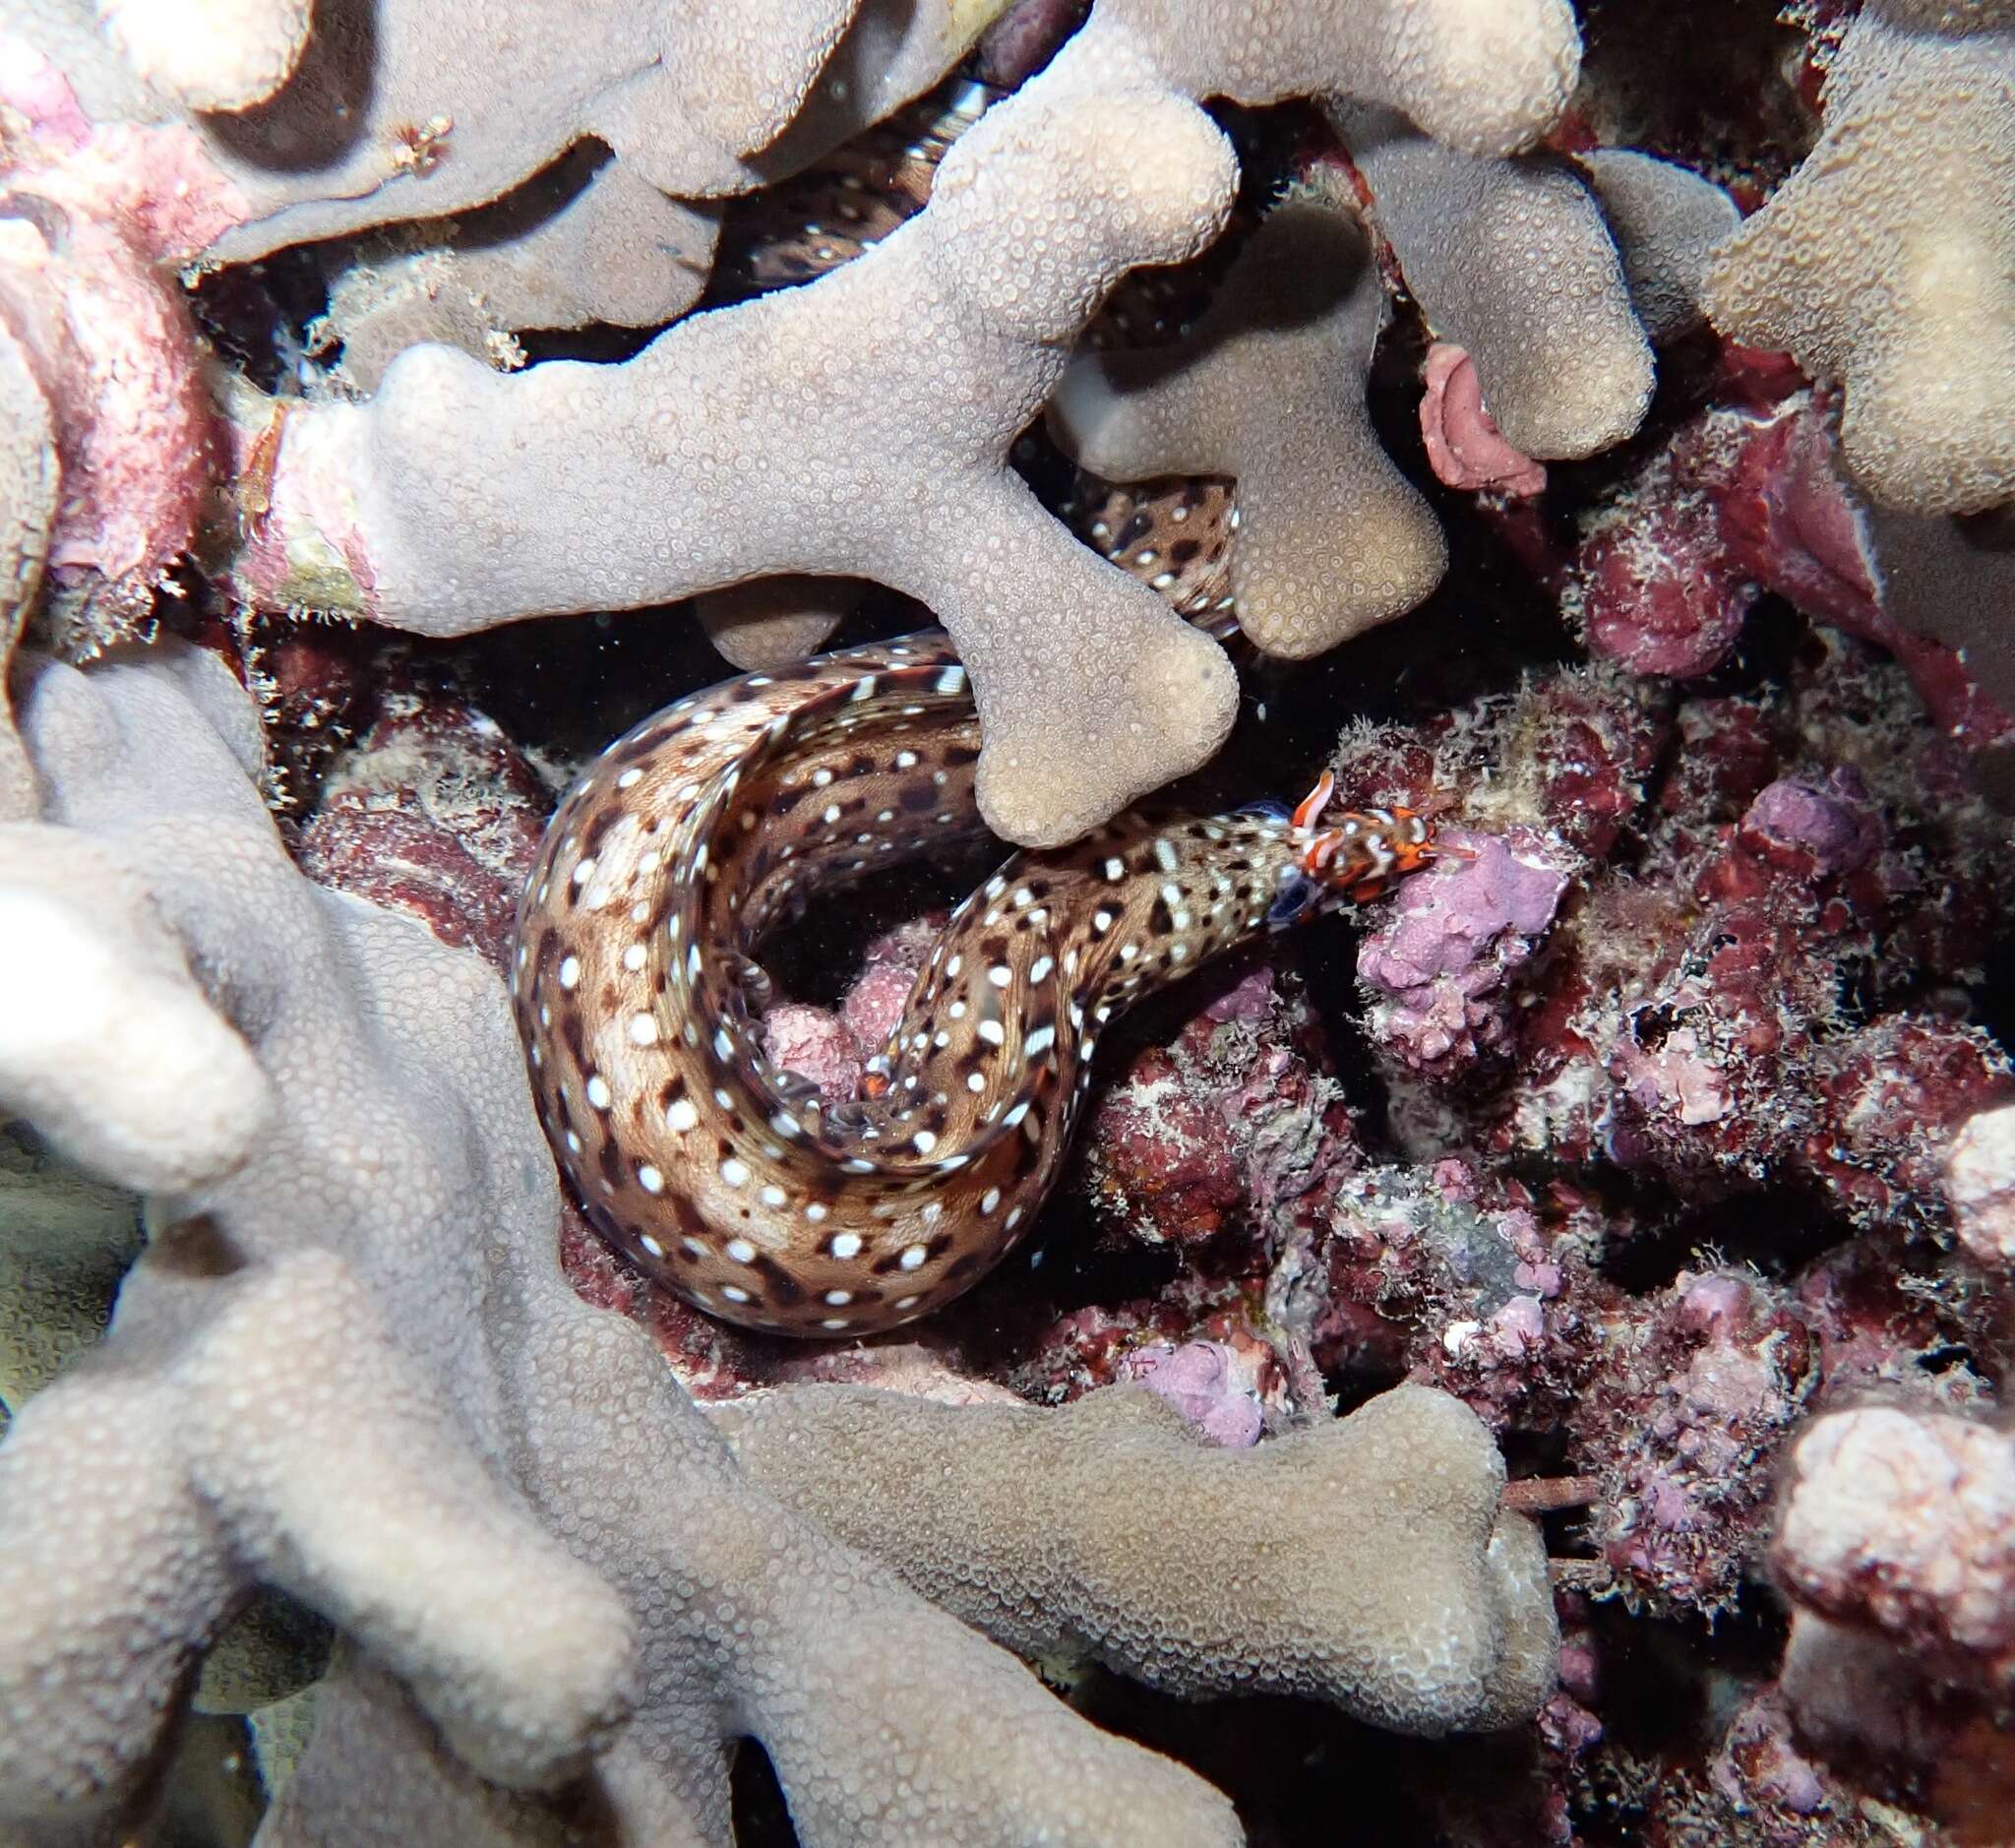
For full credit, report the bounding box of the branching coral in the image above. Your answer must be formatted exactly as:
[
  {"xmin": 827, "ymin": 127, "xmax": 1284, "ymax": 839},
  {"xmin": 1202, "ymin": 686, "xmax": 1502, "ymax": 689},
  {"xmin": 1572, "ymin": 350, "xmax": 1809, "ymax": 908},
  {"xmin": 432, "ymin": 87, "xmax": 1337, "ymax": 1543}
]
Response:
[
  {"xmin": 215, "ymin": 0, "xmax": 1606, "ymax": 844},
  {"xmin": 1580, "ymin": 147, "xmax": 1738, "ymax": 346},
  {"xmin": 312, "ymin": 157, "xmax": 727, "ymax": 392},
  {"xmin": 233, "ymin": 78, "xmax": 1248, "ymax": 845},
  {"xmin": 0, "ymin": 645, "xmax": 1262, "ymax": 1845},
  {"xmin": 1040, "ymin": 0, "xmax": 1581, "ymax": 158},
  {"xmin": 8, "ymin": 0, "xmax": 1633, "ymax": 848},
  {"xmin": 4, "ymin": 0, "xmax": 2013, "ymax": 1837},
  {"xmin": 713, "ymin": 1380, "xmax": 1557, "ymax": 1734},
  {"xmin": 1335, "ymin": 104, "xmax": 1655, "ymax": 461},
  {"xmin": 1050, "ymin": 191, "xmax": 1447, "ymax": 656},
  {"xmin": 95, "ymin": 0, "xmax": 311, "ymax": 114},
  {"xmin": 1705, "ymin": 0, "xmax": 2015, "ymax": 514}
]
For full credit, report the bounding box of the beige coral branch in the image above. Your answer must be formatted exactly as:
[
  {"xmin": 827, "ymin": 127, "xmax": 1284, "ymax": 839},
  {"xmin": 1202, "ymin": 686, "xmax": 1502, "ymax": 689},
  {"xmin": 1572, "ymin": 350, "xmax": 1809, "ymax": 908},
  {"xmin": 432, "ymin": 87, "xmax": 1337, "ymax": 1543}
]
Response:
[
  {"xmin": 0, "ymin": 828, "xmax": 273, "ymax": 1193},
  {"xmin": 714, "ymin": 1380, "xmax": 1559, "ymax": 1735},
  {"xmin": 1050, "ymin": 195, "xmax": 1447, "ymax": 658},
  {"xmin": 1054, "ymin": 0, "xmax": 1582, "ymax": 159},
  {"xmin": 1580, "ymin": 148, "xmax": 1738, "ymax": 345},
  {"xmin": 96, "ymin": 0, "xmax": 312, "ymax": 112},
  {"xmin": 236, "ymin": 79, "xmax": 1245, "ymax": 845},
  {"xmin": 1336, "ymin": 103, "xmax": 1655, "ymax": 460},
  {"xmin": 1705, "ymin": 0, "xmax": 2015, "ymax": 515},
  {"xmin": 696, "ymin": 575, "xmax": 862, "ymax": 670}
]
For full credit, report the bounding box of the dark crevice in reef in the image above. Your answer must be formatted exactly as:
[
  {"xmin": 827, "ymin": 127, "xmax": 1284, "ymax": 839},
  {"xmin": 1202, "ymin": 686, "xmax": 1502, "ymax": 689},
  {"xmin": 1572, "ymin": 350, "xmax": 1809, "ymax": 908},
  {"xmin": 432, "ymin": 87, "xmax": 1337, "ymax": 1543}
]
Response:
[{"xmin": 1594, "ymin": 1182, "xmax": 1855, "ymax": 1296}]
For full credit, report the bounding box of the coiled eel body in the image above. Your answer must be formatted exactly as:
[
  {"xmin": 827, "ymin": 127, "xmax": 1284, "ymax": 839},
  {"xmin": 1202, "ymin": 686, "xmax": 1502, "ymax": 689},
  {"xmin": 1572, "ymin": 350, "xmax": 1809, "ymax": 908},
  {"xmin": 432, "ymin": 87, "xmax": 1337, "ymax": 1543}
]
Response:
[{"xmin": 513, "ymin": 631, "xmax": 1437, "ymax": 1336}]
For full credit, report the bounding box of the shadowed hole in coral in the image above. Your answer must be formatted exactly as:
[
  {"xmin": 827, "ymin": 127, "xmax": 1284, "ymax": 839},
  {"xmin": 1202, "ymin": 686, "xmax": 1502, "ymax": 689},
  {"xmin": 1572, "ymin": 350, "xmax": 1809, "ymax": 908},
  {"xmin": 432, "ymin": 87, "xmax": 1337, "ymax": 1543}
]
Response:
[
  {"xmin": 187, "ymin": 243, "xmax": 336, "ymax": 396},
  {"xmin": 1063, "ymin": 1668, "xmax": 1503, "ymax": 1846},
  {"xmin": 1916, "ymin": 1342, "xmax": 1977, "ymax": 1377},
  {"xmin": 1976, "ymin": 928, "xmax": 2015, "ymax": 1054},
  {"xmin": 1006, "ymin": 1209, "xmax": 1187, "ymax": 1324},
  {"xmin": 728, "ymin": 1738, "xmax": 795, "ymax": 1847},
  {"xmin": 201, "ymin": 0, "xmax": 377, "ymax": 173},
  {"xmin": 513, "ymin": 315, "xmax": 669, "ymax": 369},
  {"xmin": 1578, "ymin": 0, "xmax": 1815, "ymax": 193}
]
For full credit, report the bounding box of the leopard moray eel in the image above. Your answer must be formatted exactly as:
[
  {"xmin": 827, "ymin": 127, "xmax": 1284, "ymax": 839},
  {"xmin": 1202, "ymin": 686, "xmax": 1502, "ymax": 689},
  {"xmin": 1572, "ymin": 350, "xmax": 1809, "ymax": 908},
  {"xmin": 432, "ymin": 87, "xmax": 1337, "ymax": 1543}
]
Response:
[{"xmin": 514, "ymin": 631, "xmax": 1441, "ymax": 1336}]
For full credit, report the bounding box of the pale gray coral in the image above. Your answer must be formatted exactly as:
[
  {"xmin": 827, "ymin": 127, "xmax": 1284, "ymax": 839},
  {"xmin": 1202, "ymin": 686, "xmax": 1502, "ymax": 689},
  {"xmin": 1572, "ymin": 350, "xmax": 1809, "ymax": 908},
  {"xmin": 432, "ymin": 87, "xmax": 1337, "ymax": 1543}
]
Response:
[
  {"xmin": 1704, "ymin": 0, "xmax": 2015, "ymax": 514},
  {"xmin": 319, "ymin": 155, "xmax": 724, "ymax": 392},
  {"xmin": 0, "ymin": 825, "xmax": 274, "ymax": 1195},
  {"xmin": 235, "ymin": 79, "xmax": 1245, "ymax": 846},
  {"xmin": 0, "ymin": 1124, "xmax": 139, "ymax": 1418},
  {"xmin": 1049, "ymin": 0, "xmax": 1582, "ymax": 159},
  {"xmin": 1774, "ymin": 1403, "xmax": 2015, "ymax": 1687},
  {"xmin": 695, "ymin": 575, "xmax": 864, "ymax": 670},
  {"xmin": 1945, "ymin": 1099, "xmax": 2015, "ymax": 1267},
  {"xmin": 215, "ymin": 0, "xmax": 1601, "ymax": 846},
  {"xmin": 0, "ymin": 643, "xmax": 1253, "ymax": 1846},
  {"xmin": 195, "ymin": 0, "xmax": 860, "ymax": 256},
  {"xmin": 1581, "ymin": 148, "xmax": 1739, "ymax": 345},
  {"xmin": 0, "ymin": 313, "xmax": 54, "ymax": 822},
  {"xmin": 1335, "ymin": 102, "xmax": 1656, "ymax": 460},
  {"xmin": 95, "ymin": 0, "xmax": 310, "ymax": 112},
  {"xmin": 11, "ymin": 0, "xmax": 1000, "ymax": 308},
  {"xmin": 714, "ymin": 1381, "xmax": 1558, "ymax": 1735},
  {"xmin": 1050, "ymin": 192, "xmax": 1446, "ymax": 658}
]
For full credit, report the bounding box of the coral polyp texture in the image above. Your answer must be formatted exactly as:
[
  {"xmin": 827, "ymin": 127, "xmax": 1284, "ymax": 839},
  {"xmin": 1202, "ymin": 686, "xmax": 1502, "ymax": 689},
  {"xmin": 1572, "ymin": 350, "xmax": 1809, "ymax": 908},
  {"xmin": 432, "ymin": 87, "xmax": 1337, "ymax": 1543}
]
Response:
[
  {"xmin": 1704, "ymin": 0, "xmax": 2015, "ymax": 515},
  {"xmin": 1051, "ymin": 190, "xmax": 1447, "ymax": 656},
  {"xmin": 4, "ymin": 0, "xmax": 2015, "ymax": 1839},
  {"xmin": 235, "ymin": 76, "xmax": 1247, "ymax": 846},
  {"xmin": 714, "ymin": 1380, "xmax": 1557, "ymax": 1732}
]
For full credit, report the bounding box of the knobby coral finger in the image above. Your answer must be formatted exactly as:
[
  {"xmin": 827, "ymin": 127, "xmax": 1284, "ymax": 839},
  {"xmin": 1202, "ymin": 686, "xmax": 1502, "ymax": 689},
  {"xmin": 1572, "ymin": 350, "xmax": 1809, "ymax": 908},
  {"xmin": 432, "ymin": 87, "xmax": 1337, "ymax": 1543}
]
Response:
[
  {"xmin": 1051, "ymin": 191, "xmax": 1446, "ymax": 657},
  {"xmin": 0, "ymin": 644, "xmax": 1256, "ymax": 1846},
  {"xmin": 233, "ymin": 77, "xmax": 1245, "ymax": 845},
  {"xmin": 1704, "ymin": 0, "xmax": 2015, "ymax": 515},
  {"xmin": 714, "ymin": 1380, "xmax": 1559, "ymax": 1735},
  {"xmin": 1337, "ymin": 102, "xmax": 1655, "ymax": 461}
]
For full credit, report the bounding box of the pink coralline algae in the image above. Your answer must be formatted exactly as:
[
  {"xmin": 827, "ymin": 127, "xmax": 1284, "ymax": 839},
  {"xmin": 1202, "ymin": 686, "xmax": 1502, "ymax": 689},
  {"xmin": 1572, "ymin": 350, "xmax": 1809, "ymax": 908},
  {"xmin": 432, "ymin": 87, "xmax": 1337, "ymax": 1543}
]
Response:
[
  {"xmin": 1356, "ymin": 827, "xmax": 1571, "ymax": 1077},
  {"xmin": 292, "ymin": 685, "xmax": 551, "ymax": 967},
  {"xmin": 1116, "ymin": 1339, "xmax": 1264, "ymax": 1447},
  {"xmin": 1467, "ymin": 637, "xmax": 2015, "ymax": 1230},
  {"xmin": 1570, "ymin": 388, "xmax": 2015, "ymax": 760},
  {"xmin": 1080, "ymin": 955, "xmax": 1363, "ymax": 1263},
  {"xmin": 1571, "ymin": 406, "xmax": 1760, "ymax": 678},
  {"xmin": 1740, "ymin": 768, "xmax": 1880, "ymax": 878},
  {"xmin": 1418, "ymin": 342, "xmax": 1547, "ymax": 498},
  {"xmin": 760, "ymin": 919, "xmax": 941, "ymax": 1101},
  {"xmin": 1580, "ymin": 1270, "xmax": 1816, "ymax": 1617}
]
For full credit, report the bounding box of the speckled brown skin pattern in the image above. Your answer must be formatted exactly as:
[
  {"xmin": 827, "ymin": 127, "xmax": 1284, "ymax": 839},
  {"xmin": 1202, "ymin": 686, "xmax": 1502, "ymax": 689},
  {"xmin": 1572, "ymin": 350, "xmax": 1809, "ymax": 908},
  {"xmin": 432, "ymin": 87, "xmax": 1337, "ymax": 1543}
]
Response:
[{"xmin": 515, "ymin": 631, "xmax": 1431, "ymax": 1334}]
